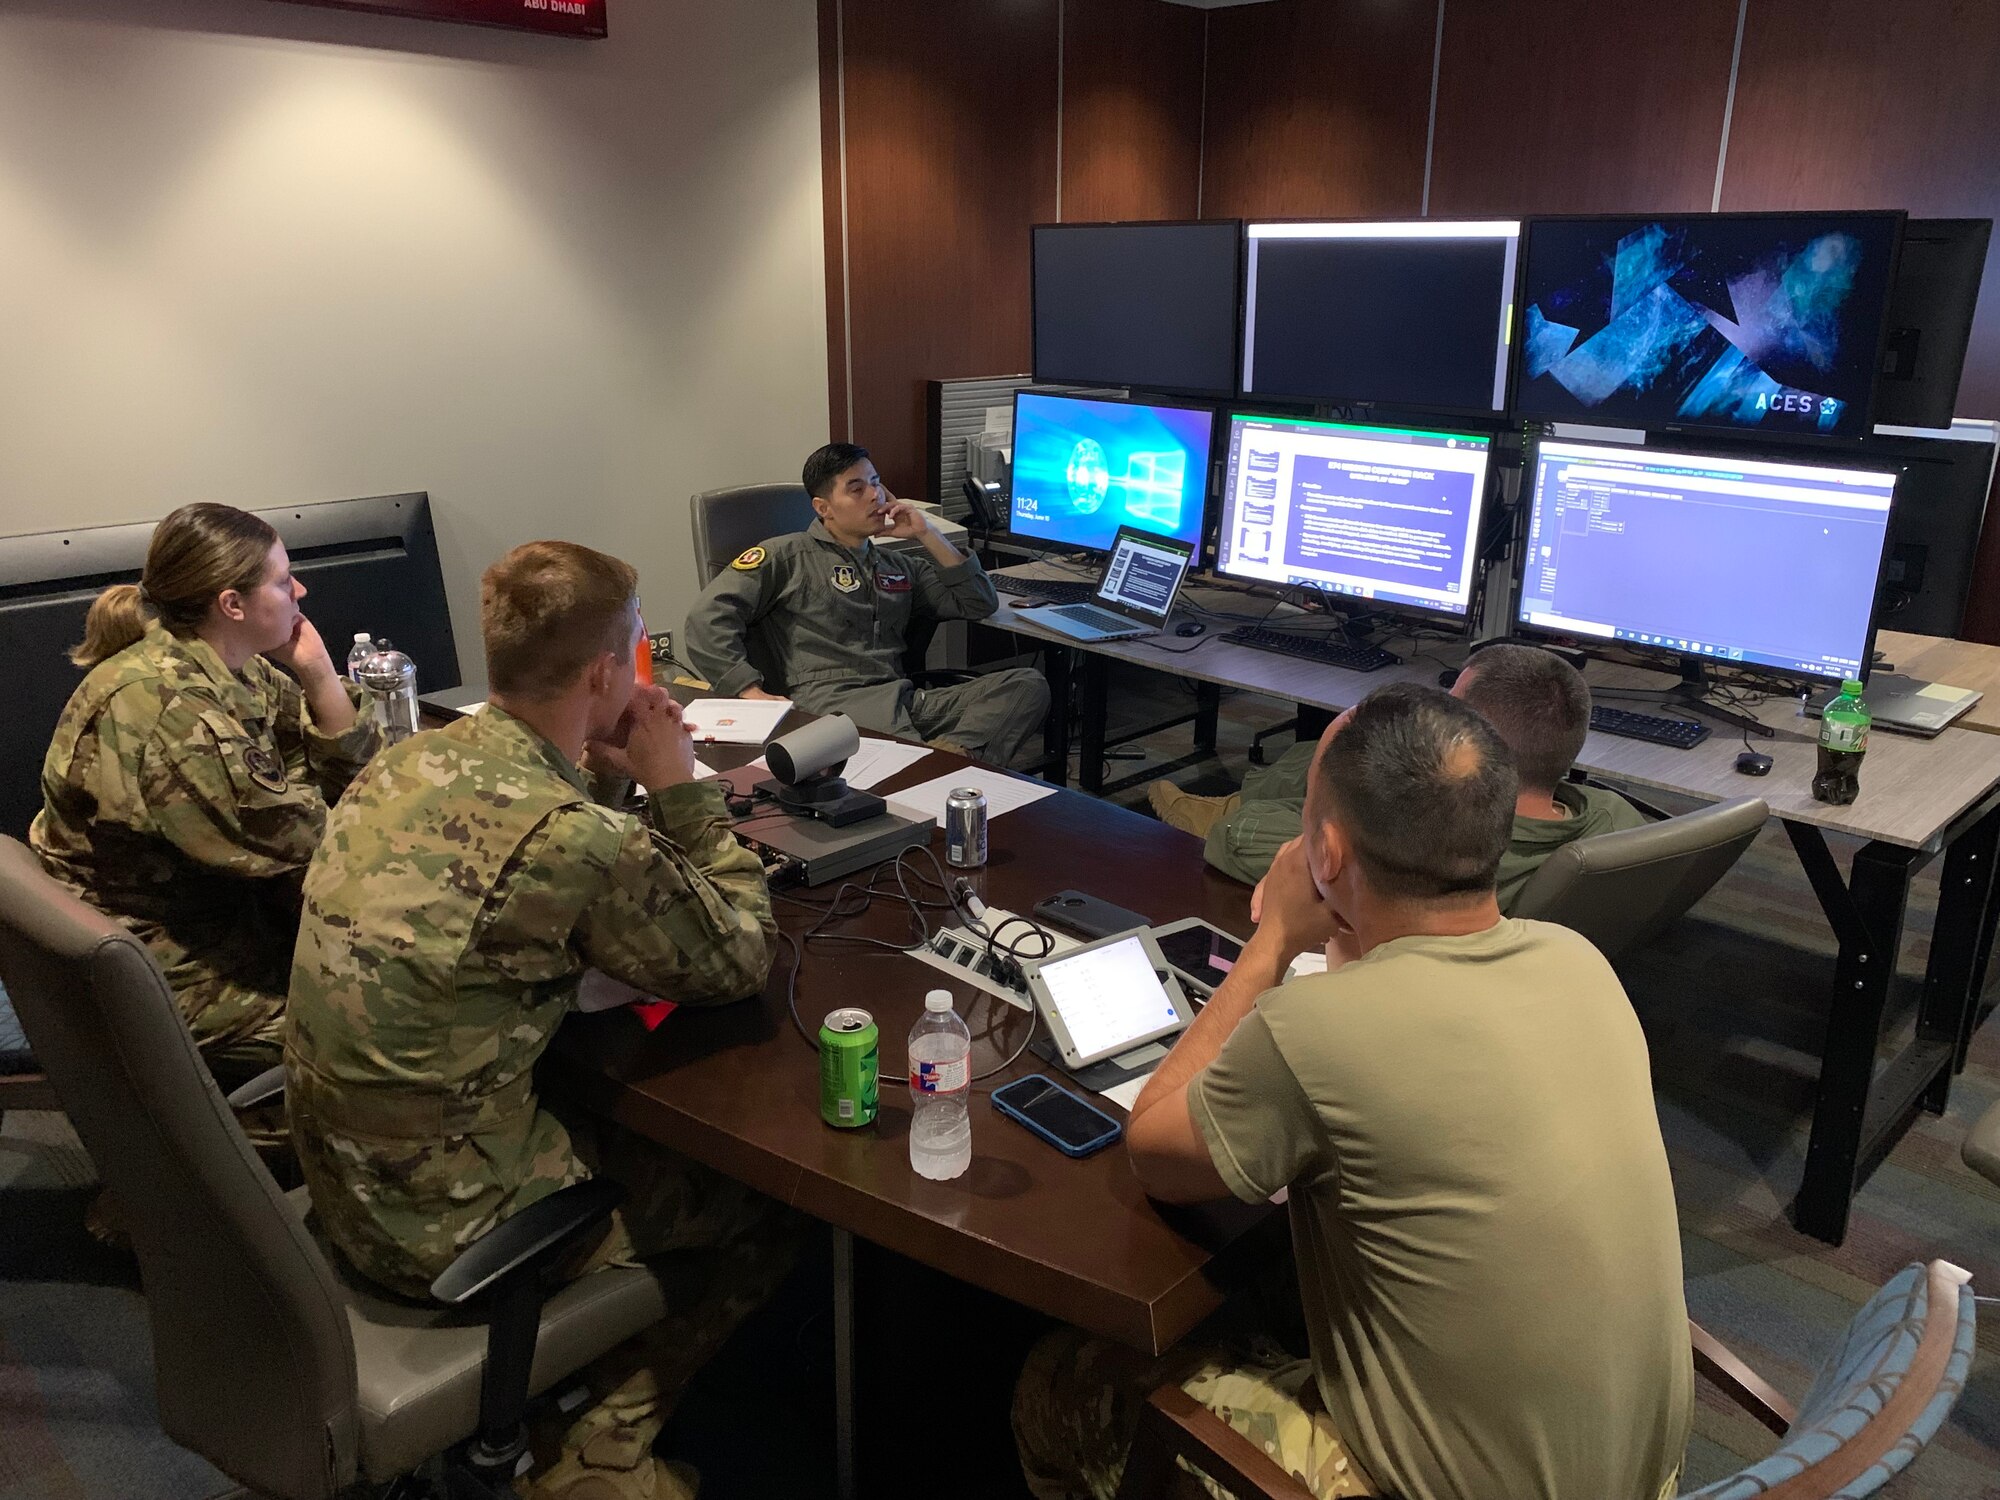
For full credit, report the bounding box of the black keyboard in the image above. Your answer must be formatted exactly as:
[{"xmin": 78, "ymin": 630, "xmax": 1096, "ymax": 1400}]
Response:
[
  {"xmin": 1589, "ymin": 705, "xmax": 1711, "ymax": 749},
  {"xmin": 996, "ymin": 574, "xmax": 1095, "ymax": 606},
  {"xmin": 1220, "ymin": 625, "xmax": 1400, "ymax": 673}
]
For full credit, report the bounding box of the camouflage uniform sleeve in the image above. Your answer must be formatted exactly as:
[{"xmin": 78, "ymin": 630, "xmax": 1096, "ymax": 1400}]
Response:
[
  {"xmin": 570, "ymin": 780, "xmax": 776, "ymax": 1006},
  {"xmin": 139, "ymin": 696, "xmax": 333, "ymax": 880},
  {"xmin": 910, "ymin": 545, "xmax": 999, "ymax": 623},
  {"xmin": 684, "ymin": 549, "xmax": 780, "ymax": 696},
  {"xmin": 268, "ymin": 667, "xmax": 381, "ymax": 803}
]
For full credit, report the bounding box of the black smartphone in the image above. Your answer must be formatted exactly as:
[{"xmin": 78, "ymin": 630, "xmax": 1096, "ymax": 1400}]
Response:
[
  {"xmin": 1032, "ymin": 889, "xmax": 1150, "ymax": 941},
  {"xmin": 990, "ymin": 1074, "xmax": 1123, "ymax": 1157}
]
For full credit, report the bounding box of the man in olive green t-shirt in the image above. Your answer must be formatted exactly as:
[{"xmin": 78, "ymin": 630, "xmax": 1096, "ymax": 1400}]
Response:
[
  {"xmin": 1015, "ymin": 683, "xmax": 1691, "ymax": 1500},
  {"xmin": 1157, "ymin": 643, "xmax": 1646, "ymax": 902}
]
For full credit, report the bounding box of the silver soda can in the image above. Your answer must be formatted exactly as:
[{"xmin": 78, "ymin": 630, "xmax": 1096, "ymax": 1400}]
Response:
[{"xmin": 944, "ymin": 787, "xmax": 988, "ymax": 868}]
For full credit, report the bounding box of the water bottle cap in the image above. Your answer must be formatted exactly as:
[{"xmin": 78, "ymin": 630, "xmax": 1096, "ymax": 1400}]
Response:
[
  {"xmin": 1841, "ymin": 678, "xmax": 1864, "ymax": 695},
  {"xmin": 924, "ymin": 990, "xmax": 954, "ymax": 1013},
  {"xmin": 353, "ymin": 632, "xmax": 371, "ymax": 643}
]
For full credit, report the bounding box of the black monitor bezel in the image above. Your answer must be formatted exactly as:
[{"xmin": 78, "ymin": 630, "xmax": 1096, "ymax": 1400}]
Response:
[
  {"xmin": 1005, "ymin": 387, "xmax": 1221, "ymax": 562},
  {"xmin": 1214, "ymin": 408, "xmax": 1498, "ymax": 635},
  {"xmin": 1510, "ymin": 208, "xmax": 1910, "ymax": 445},
  {"xmin": 1030, "ymin": 219, "xmax": 1246, "ymax": 402},
  {"xmin": 1874, "ymin": 217, "xmax": 1993, "ymax": 430},
  {"xmin": 1511, "ymin": 428, "xmax": 1903, "ymax": 689},
  {"xmin": 1237, "ymin": 216, "xmax": 1526, "ymax": 421}
]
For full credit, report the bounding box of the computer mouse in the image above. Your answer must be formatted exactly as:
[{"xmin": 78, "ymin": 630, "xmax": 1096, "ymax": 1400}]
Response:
[
  {"xmin": 1174, "ymin": 621, "xmax": 1205, "ymax": 638},
  {"xmin": 1734, "ymin": 750, "xmax": 1774, "ymax": 777}
]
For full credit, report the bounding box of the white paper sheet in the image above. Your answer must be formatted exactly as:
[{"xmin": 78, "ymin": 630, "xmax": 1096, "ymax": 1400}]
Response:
[
  {"xmin": 889, "ymin": 769, "xmax": 1058, "ymax": 825},
  {"xmin": 1100, "ymin": 1075, "xmax": 1148, "ymax": 1112},
  {"xmin": 680, "ymin": 697, "xmax": 793, "ymax": 744},
  {"xmin": 840, "ymin": 736, "xmax": 935, "ymax": 790}
]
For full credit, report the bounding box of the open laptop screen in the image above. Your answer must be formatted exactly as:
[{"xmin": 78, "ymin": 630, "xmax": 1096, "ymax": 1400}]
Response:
[{"xmin": 1094, "ymin": 527, "xmax": 1195, "ymax": 624}]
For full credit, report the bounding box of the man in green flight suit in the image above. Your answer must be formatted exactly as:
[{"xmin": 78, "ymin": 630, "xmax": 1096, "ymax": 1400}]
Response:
[
  {"xmin": 682, "ymin": 442, "xmax": 1050, "ymax": 766},
  {"xmin": 286, "ymin": 540, "xmax": 794, "ymax": 1500},
  {"xmin": 1154, "ymin": 643, "xmax": 1646, "ymax": 905}
]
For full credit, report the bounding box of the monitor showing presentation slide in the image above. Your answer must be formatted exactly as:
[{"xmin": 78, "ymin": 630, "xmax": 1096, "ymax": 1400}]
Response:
[
  {"xmin": 1009, "ymin": 391, "xmax": 1215, "ymax": 554},
  {"xmin": 1517, "ymin": 440, "xmax": 1899, "ymax": 682},
  {"xmin": 1515, "ymin": 212, "xmax": 1904, "ymax": 440},
  {"xmin": 1033, "ymin": 221, "xmax": 1242, "ymax": 398},
  {"xmin": 1241, "ymin": 220, "xmax": 1520, "ymax": 414},
  {"xmin": 1215, "ymin": 415, "xmax": 1492, "ymax": 621}
]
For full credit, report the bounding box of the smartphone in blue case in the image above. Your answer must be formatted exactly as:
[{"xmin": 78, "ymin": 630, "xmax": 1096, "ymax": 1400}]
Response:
[{"xmin": 990, "ymin": 1074, "xmax": 1123, "ymax": 1158}]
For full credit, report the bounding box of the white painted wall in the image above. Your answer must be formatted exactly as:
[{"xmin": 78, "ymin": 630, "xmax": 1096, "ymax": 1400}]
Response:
[{"xmin": 0, "ymin": 0, "xmax": 830, "ymax": 685}]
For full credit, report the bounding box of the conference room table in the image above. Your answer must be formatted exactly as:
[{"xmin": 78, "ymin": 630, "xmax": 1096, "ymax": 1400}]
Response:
[
  {"xmin": 991, "ymin": 561, "xmax": 2000, "ymax": 1247},
  {"xmin": 542, "ymin": 728, "xmax": 1275, "ymax": 1499},
  {"xmin": 1878, "ymin": 628, "xmax": 2000, "ymax": 736}
]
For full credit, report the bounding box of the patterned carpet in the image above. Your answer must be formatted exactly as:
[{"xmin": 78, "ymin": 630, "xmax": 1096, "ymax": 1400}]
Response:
[{"xmin": 1, "ymin": 665, "xmax": 1995, "ymax": 1498}]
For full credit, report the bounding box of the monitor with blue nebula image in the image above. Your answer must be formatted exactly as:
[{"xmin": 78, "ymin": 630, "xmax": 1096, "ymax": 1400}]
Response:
[
  {"xmin": 1008, "ymin": 390, "xmax": 1216, "ymax": 555},
  {"xmin": 1514, "ymin": 212, "xmax": 1905, "ymax": 440}
]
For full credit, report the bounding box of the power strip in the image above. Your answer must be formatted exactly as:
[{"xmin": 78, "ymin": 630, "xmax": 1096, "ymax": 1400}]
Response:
[{"xmin": 907, "ymin": 906, "xmax": 1080, "ymax": 1012}]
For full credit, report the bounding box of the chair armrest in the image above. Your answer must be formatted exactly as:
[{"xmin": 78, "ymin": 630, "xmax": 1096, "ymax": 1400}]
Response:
[
  {"xmin": 224, "ymin": 1064, "xmax": 287, "ymax": 1110},
  {"xmin": 430, "ymin": 1178, "xmax": 626, "ymax": 1307},
  {"xmin": 1116, "ymin": 1383, "xmax": 1314, "ymax": 1500},
  {"xmin": 1691, "ymin": 1320, "xmax": 1795, "ymax": 1436}
]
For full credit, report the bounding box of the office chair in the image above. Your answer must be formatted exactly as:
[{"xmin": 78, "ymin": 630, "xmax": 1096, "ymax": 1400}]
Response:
[
  {"xmin": 0, "ymin": 836, "xmax": 669, "ymax": 1500},
  {"xmin": 1116, "ymin": 1261, "xmax": 1976, "ymax": 1500},
  {"xmin": 1510, "ymin": 796, "xmax": 1769, "ymax": 964}
]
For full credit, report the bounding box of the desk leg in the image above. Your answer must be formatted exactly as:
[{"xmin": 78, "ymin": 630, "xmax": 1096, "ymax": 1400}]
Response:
[
  {"xmin": 1042, "ymin": 648, "xmax": 1072, "ymax": 788},
  {"xmin": 1078, "ymin": 652, "xmax": 1110, "ymax": 797},
  {"xmin": 1924, "ymin": 801, "xmax": 2000, "ymax": 1080},
  {"xmin": 1194, "ymin": 683, "xmax": 1221, "ymax": 754},
  {"xmin": 1786, "ymin": 826, "xmax": 1928, "ymax": 1245},
  {"xmin": 833, "ymin": 1226, "xmax": 856, "ymax": 1500}
]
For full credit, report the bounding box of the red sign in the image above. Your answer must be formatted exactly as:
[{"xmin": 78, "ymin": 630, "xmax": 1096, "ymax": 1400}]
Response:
[{"xmin": 272, "ymin": 1, "xmax": 606, "ymax": 38}]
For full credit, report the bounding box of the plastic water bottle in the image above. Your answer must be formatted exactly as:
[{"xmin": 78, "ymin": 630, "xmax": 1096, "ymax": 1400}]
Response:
[
  {"xmin": 908, "ymin": 990, "xmax": 972, "ymax": 1181},
  {"xmin": 346, "ymin": 632, "xmax": 374, "ymax": 683},
  {"xmin": 1812, "ymin": 678, "xmax": 1871, "ymax": 806}
]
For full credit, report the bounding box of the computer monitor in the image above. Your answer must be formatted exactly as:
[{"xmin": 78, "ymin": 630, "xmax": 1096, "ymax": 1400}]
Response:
[
  {"xmin": 1516, "ymin": 440, "xmax": 1899, "ymax": 685},
  {"xmin": 1875, "ymin": 218, "xmax": 1992, "ymax": 430},
  {"xmin": 1515, "ymin": 211, "xmax": 1906, "ymax": 440},
  {"xmin": 1215, "ymin": 414, "xmax": 1493, "ymax": 625},
  {"xmin": 1869, "ymin": 419, "xmax": 1998, "ymax": 638},
  {"xmin": 0, "ymin": 492, "xmax": 460, "ymax": 837},
  {"xmin": 1241, "ymin": 220, "xmax": 1520, "ymax": 415},
  {"xmin": 1007, "ymin": 390, "xmax": 1216, "ymax": 555},
  {"xmin": 1031, "ymin": 221, "xmax": 1242, "ymax": 399}
]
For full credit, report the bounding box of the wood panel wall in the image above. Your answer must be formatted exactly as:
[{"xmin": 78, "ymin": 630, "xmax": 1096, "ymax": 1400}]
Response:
[
  {"xmin": 1197, "ymin": 0, "xmax": 1432, "ymax": 220},
  {"xmin": 1060, "ymin": 0, "xmax": 1205, "ymax": 224}
]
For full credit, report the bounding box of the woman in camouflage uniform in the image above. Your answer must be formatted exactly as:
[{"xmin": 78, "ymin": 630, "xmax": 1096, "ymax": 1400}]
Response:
[{"xmin": 31, "ymin": 503, "xmax": 379, "ymax": 1157}]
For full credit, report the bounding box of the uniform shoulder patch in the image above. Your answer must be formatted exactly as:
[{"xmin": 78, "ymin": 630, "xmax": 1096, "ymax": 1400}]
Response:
[
  {"xmin": 830, "ymin": 564, "xmax": 862, "ymax": 594},
  {"xmin": 731, "ymin": 546, "xmax": 767, "ymax": 571},
  {"xmin": 242, "ymin": 744, "xmax": 289, "ymax": 794}
]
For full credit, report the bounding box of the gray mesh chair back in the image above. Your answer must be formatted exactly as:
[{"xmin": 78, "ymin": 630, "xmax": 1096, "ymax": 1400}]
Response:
[
  {"xmin": 689, "ymin": 483, "xmax": 814, "ymax": 583},
  {"xmin": 1510, "ymin": 796, "xmax": 1769, "ymax": 963},
  {"xmin": 0, "ymin": 836, "xmax": 361, "ymax": 1499}
]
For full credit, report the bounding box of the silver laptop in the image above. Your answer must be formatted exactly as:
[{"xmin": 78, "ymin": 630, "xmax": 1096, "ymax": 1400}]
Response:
[
  {"xmin": 1015, "ymin": 527, "xmax": 1195, "ymax": 642},
  {"xmin": 1807, "ymin": 674, "xmax": 1982, "ymax": 738}
]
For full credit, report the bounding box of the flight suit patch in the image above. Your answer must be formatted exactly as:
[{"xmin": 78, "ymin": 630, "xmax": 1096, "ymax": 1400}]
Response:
[
  {"xmin": 875, "ymin": 570, "xmax": 911, "ymax": 593},
  {"xmin": 831, "ymin": 564, "xmax": 862, "ymax": 594},
  {"xmin": 730, "ymin": 546, "xmax": 767, "ymax": 571},
  {"xmin": 242, "ymin": 745, "xmax": 289, "ymax": 794}
]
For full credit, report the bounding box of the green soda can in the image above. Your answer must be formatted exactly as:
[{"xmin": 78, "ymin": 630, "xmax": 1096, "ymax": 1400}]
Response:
[{"xmin": 820, "ymin": 1008, "xmax": 879, "ymax": 1128}]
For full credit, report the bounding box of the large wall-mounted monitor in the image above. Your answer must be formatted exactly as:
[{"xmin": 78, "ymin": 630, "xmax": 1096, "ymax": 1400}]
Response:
[
  {"xmin": 1875, "ymin": 217, "xmax": 1991, "ymax": 430},
  {"xmin": 1007, "ymin": 391, "xmax": 1216, "ymax": 555},
  {"xmin": 1517, "ymin": 440, "xmax": 1898, "ymax": 684},
  {"xmin": 1515, "ymin": 211, "xmax": 1906, "ymax": 441},
  {"xmin": 1215, "ymin": 414, "xmax": 1493, "ymax": 625},
  {"xmin": 1031, "ymin": 221, "xmax": 1243, "ymax": 399},
  {"xmin": 1241, "ymin": 220, "xmax": 1520, "ymax": 416}
]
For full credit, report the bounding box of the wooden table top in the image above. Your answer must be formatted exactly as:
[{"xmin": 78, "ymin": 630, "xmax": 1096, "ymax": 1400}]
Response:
[
  {"xmin": 993, "ymin": 564, "xmax": 2000, "ymax": 853},
  {"xmin": 1878, "ymin": 630, "xmax": 2000, "ymax": 736},
  {"xmin": 548, "ymin": 742, "xmax": 1274, "ymax": 1355}
]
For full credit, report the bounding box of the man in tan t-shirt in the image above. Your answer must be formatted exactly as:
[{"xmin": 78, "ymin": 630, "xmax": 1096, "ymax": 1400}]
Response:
[{"xmin": 1014, "ymin": 683, "xmax": 1691, "ymax": 1500}]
